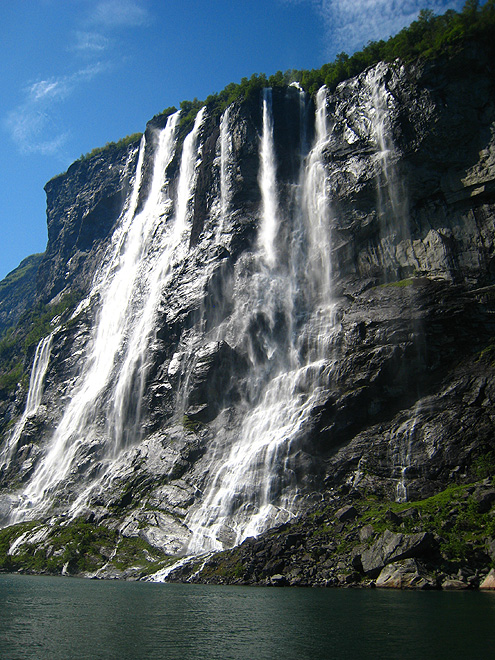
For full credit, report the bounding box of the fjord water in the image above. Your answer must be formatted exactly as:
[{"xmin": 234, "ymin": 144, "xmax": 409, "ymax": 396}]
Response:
[{"xmin": 1, "ymin": 575, "xmax": 494, "ymax": 660}]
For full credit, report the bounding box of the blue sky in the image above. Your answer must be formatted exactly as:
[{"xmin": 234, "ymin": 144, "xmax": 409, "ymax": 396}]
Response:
[{"xmin": 0, "ymin": 0, "xmax": 467, "ymax": 281}]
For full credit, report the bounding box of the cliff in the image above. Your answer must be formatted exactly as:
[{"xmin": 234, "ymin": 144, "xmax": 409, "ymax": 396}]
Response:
[
  {"xmin": 0, "ymin": 254, "xmax": 43, "ymax": 333},
  {"xmin": 0, "ymin": 44, "xmax": 494, "ymax": 586}
]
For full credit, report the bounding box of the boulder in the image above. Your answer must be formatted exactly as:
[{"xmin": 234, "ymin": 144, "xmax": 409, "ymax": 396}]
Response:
[
  {"xmin": 441, "ymin": 578, "xmax": 469, "ymax": 590},
  {"xmin": 473, "ymin": 488, "xmax": 495, "ymax": 514},
  {"xmin": 360, "ymin": 530, "xmax": 435, "ymax": 578},
  {"xmin": 480, "ymin": 569, "xmax": 495, "ymax": 590},
  {"xmin": 335, "ymin": 504, "xmax": 358, "ymax": 522},
  {"xmin": 358, "ymin": 525, "xmax": 375, "ymax": 542},
  {"xmin": 375, "ymin": 559, "xmax": 436, "ymax": 589}
]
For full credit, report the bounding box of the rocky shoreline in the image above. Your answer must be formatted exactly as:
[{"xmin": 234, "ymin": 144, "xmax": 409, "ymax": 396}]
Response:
[{"xmin": 165, "ymin": 480, "xmax": 495, "ymax": 590}]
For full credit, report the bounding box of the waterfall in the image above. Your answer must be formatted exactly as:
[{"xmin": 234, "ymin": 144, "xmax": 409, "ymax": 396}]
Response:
[
  {"xmin": 303, "ymin": 86, "xmax": 333, "ymax": 308},
  {"xmin": 4, "ymin": 83, "xmax": 342, "ymax": 555},
  {"xmin": 258, "ymin": 88, "xmax": 279, "ymax": 268},
  {"xmin": 176, "ymin": 107, "xmax": 207, "ymax": 233},
  {"xmin": 0, "ymin": 333, "xmax": 53, "ymax": 470},
  {"xmin": 367, "ymin": 65, "xmax": 409, "ymax": 273},
  {"xmin": 11, "ymin": 111, "xmax": 184, "ymax": 520},
  {"xmin": 107, "ymin": 107, "xmax": 206, "ymax": 454},
  {"xmin": 218, "ymin": 105, "xmax": 233, "ymax": 235},
  {"xmin": 184, "ymin": 86, "xmax": 339, "ymax": 553}
]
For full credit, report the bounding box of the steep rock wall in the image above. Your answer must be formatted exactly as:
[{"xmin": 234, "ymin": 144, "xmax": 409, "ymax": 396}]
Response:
[{"xmin": 0, "ymin": 46, "xmax": 494, "ymax": 558}]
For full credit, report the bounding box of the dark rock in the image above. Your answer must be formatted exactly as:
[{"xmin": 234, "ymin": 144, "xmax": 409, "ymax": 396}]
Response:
[
  {"xmin": 385, "ymin": 509, "xmax": 402, "ymax": 525},
  {"xmin": 270, "ymin": 573, "xmax": 287, "ymax": 586},
  {"xmin": 473, "ymin": 488, "xmax": 495, "ymax": 513},
  {"xmin": 335, "ymin": 505, "xmax": 358, "ymax": 522},
  {"xmin": 361, "ymin": 530, "xmax": 436, "ymax": 578},
  {"xmin": 486, "ymin": 538, "xmax": 495, "ymax": 563}
]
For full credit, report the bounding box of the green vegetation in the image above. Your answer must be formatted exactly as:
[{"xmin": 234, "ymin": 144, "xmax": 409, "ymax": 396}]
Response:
[
  {"xmin": 352, "ymin": 480, "xmax": 495, "ymax": 564},
  {"xmin": 0, "ymin": 291, "xmax": 83, "ymax": 399},
  {"xmin": 0, "ymin": 254, "xmax": 43, "ymax": 295},
  {"xmin": 379, "ymin": 278, "xmax": 415, "ymax": 289},
  {"xmin": 77, "ymin": 132, "xmax": 143, "ymax": 163},
  {"xmin": 0, "ymin": 518, "xmax": 172, "ymax": 576},
  {"xmin": 182, "ymin": 414, "xmax": 203, "ymax": 435},
  {"xmin": 193, "ymin": 0, "xmax": 495, "ymax": 118},
  {"xmin": 476, "ymin": 340, "xmax": 495, "ymax": 365},
  {"xmin": 68, "ymin": 3, "xmax": 495, "ymax": 162}
]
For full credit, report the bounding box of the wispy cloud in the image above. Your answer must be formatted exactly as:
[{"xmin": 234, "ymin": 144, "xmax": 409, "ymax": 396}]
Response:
[
  {"xmin": 6, "ymin": 63, "xmax": 108, "ymax": 156},
  {"xmin": 284, "ymin": 0, "xmax": 465, "ymax": 56},
  {"xmin": 91, "ymin": 0, "xmax": 151, "ymax": 28},
  {"xmin": 5, "ymin": 0, "xmax": 151, "ymax": 158},
  {"xmin": 71, "ymin": 31, "xmax": 110, "ymax": 53}
]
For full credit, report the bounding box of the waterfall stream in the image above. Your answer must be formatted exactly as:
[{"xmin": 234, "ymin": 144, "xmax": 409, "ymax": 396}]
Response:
[
  {"xmin": 11, "ymin": 111, "xmax": 186, "ymax": 520},
  {"xmin": 258, "ymin": 88, "xmax": 279, "ymax": 268},
  {"xmin": 0, "ymin": 333, "xmax": 53, "ymax": 471}
]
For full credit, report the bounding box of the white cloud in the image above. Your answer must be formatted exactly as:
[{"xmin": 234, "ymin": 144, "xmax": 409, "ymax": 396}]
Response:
[
  {"xmin": 29, "ymin": 79, "xmax": 67, "ymax": 102},
  {"xmin": 5, "ymin": 105, "xmax": 70, "ymax": 156},
  {"xmin": 91, "ymin": 0, "xmax": 150, "ymax": 27},
  {"xmin": 285, "ymin": 0, "xmax": 465, "ymax": 56}
]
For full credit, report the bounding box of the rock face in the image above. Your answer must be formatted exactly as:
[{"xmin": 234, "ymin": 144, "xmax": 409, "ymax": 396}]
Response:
[
  {"xmin": 0, "ymin": 45, "xmax": 494, "ymax": 571},
  {"xmin": 0, "ymin": 254, "xmax": 43, "ymax": 333}
]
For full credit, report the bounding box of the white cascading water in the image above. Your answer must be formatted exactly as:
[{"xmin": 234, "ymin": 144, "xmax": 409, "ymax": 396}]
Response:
[
  {"xmin": 6, "ymin": 85, "xmax": 341, "ymax": 557},
  {"xmin": 106, "ymin": 107, "xmax": 206, "ymax": 455},
  {"xmin": 10, "ymin": 110, "xmax": 194, "ymax": 521},
  {"xmin": 258, "ymin": 88, "xmax": 279, "ymax": 268},
  {"xmin": 368, "ymin": 67, "xmax": 418, "ymax": 500},
  {"xmin": 218, "ymin": 104, "xmax": 233, "ymax": 236},
  {"xmin": 184, "ymin": 87, "xmax": 339, "ymax": 553},
  {"xmin": 0, "ymin": 333, "xmax": 53, "ymax": 470}
]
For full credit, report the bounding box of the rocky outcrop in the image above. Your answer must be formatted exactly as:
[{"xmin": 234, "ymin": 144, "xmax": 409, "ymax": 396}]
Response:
[
  {"xmin": 163, "ymin": 478, "xmax": 495, "ymax": 589},
  {"xmin": 359, "ymin": 530, "xmax": 435, "ymax": 578},
  {"xmin": 375, "ymin": 559, "xmax": 436, "ymax": 589},
  {"xmin": 38, "ymin": 143, "xmax": 141, "ymax": 302}
]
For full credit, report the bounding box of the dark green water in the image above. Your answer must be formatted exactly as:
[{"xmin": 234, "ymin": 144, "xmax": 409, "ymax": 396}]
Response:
[{"xmin": 1, "ymin": 574, "xmax": 494, "ymax": 660}]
